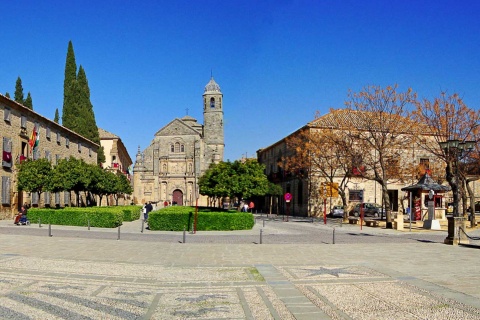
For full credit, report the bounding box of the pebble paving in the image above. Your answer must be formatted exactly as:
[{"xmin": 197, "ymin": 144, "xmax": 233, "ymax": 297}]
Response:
[{"xmin": 0, "ymin": 216, "xmax": 479, "ymax": 319}]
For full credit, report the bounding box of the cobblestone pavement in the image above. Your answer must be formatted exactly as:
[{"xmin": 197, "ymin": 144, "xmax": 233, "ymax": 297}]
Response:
[{"xmin": 0, "ymin": 216, "xmax": 479, "ymax": 319}]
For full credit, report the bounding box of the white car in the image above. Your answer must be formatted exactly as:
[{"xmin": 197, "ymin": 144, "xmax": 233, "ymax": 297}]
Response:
[{"xmin": 330, "ymin": 205, "xmax": 345, "ymax": 218}]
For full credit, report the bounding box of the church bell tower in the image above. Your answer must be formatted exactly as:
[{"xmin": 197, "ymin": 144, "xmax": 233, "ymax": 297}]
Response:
[{"xmin": 203, "ymin": 76, "xmax": 224, "ymax": 165}]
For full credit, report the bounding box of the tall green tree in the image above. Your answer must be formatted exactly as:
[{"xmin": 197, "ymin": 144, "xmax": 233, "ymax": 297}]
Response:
[
  {"xmin": 14, "ymin": 76, "xmax": 24, "ymax": 104},
  {"xmin": 17, "ymin": 158, "xmax": 52, "ymax": 200},
  {"xmin": 199, "ymin": 159, "xmax": 270, "ymax": 207},
  {"xmin": 54, "ymin": 108, "xmax": 59, "ymax": 123},
  {"xmin": 62, "ymin": 41, "xmax": 78, "ymax": 130},
  {"xmin": 24, "ymin": 92, "xmax": 33, "ymax": 109},
  {"xmin": 113, "ymin": 172, "xmax": 133, "ymax": 205},
  {"xmin": 5, "ymin": 92, "xmax": 10, "ymax": 98},
  {"xmin": 61, "ymin": 42, "xmax": 103, "ymax": 165},
  {"xmin": 49, "ymin": 157, "xmax": 91, "ymax": 207},
  {"xmin": 76, "ymin": 65, "xmax": 100, "ymax": 144},
  {"xmin": 88, "ymin": 165, "xmax": 116, "ymax": 206}
]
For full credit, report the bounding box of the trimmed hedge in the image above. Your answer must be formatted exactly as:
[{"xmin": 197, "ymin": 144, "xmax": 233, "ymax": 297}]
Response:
[
  {"xmin": 26, "ymin": 205, "xmax": 141, "ymax": 228},
  {"xmin": 148, "ymin": 206, "xmax": 254, "ymax": 231}
]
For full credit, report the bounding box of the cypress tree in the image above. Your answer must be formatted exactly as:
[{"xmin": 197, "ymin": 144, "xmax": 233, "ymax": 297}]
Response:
[
  {"xmin": 62, "ymin": 41, "xmax": 78, "ymax": 129},
  {"xmin": 61, "ymin": 41, "xmax": 104, "ymax": 165},
  {"xmin": 5, "ymin": 92, "xmax": 10, "ymax": 98},
  {"xmin": 54, "ymin": 108, "xmax": 59, "ymax": 123},
  {"xmin": 77, "ymin": 65, "xmax": 100, "ymax": 143},
  {"xmin": 14, "ymin": 77, "xmax": 24, "ymax": 104},
  {"xmin": 24, "ymin": 92, "xmax": 33, "ymax": 109}
]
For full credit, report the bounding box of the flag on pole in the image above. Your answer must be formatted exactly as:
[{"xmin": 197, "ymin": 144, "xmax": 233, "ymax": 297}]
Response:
[
  {"xmin": 33, "ymin": 129, "xmax": 40, "ymax": 150},
  {"xmin": 28, "ymin": 127, "xmax": 37, "ymax": 151}
]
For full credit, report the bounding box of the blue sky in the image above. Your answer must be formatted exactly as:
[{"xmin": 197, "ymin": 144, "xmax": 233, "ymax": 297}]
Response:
[{"xmin": 1, "ymin": 0, "xmax": 479, "ymax": 162}]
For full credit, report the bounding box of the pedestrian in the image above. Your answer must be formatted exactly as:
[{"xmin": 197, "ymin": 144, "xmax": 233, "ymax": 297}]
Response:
[
  {"xmin": 164, "ymin": 200, "xmax": 168, "ymax": 208},
  {"xmin": 145, "ymin": 202, "xmax": 153, "ymax": 229},
  {"xmin": 14, "ymin": 205, "xmax": 28, "ymax": 225},
  {"xmin": 142, "ymin": 203, "xmax": 148, "ymax": 220},
  {"xmin": 249, "ymin": 201, "xmax": 255, "ymax": 213},
  {"xmin": 243, "ymin": 203, "xmax": 248, "ymax": 212}
]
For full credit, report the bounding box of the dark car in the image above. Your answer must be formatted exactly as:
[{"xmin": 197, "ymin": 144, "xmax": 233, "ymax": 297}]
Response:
[
  {"xmin": 330, "ymin": 205, "xmax": 345, "ymax": 218},
  {"xmin": 351, "ymin": 203, "xmax": 384, "ymax": 218}
]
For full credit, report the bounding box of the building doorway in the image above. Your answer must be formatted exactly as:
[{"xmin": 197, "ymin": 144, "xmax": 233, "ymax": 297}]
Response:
[
  {"xmin": 388, "ymin": 190, "xmax": 399, "ymax": 212},
  {"xmin": 172, "ymin": 189, "xmax": 183, "ymax": 206}
]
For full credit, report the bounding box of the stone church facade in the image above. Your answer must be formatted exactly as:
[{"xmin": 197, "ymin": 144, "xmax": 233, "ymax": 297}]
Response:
[{"xmin": 133, "ymin": 77, "xmax": 224, "ymax": 206}]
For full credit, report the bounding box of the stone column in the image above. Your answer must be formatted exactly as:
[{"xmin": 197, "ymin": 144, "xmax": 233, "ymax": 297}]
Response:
[{"xmin": 444, "ymin": 216, "xmax": 469, "ymax": 245}]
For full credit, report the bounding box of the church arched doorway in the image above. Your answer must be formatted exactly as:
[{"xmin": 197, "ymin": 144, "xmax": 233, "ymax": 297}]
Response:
[{"xmin": 172, "ymin": 189, "xmax": 183, "ymax": 206}]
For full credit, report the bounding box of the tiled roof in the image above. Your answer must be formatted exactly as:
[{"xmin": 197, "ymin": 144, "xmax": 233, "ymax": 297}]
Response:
[
  {"xmin": 309, "ymin": 109, "xmax": 427, "ymax": 134},
  {"xmin": 98, "ymin": 127, "xmax": 119, "ymax": 139}
]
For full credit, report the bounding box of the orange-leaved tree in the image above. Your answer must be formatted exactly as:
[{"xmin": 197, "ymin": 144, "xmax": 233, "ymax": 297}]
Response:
[
  {"xmin": 342, "ymin": 84, "xmax": 418, "ymax": 228},
  {"xmin": 412, "ymin": 92, "xmax": 480, "ymax": 226}
]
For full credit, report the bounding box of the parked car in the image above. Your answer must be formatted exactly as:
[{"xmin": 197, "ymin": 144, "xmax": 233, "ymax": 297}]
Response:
[
  {"xmin": 351, "ymin": 203, "xmax": 384, "ymax": 218},
  {"xmin": 330, "ymin": 205, "xmax": 345, "ymax": 218}
]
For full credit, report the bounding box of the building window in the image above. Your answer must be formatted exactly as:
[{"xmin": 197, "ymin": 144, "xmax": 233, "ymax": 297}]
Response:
[
  {"xmin": 170, "ymin": 144, "xmax": 174, "ymax": 152},
  {"xmin": 44, "ymin": 192, "xmax": 51, "ymax": 207},
  {"xmin": 78, "ymin": 143, "xmax": 82, "ymax": 153},
  {"xmin": 45, "ymin": 150, "xmax": 51, "ymax": 162},
  {"xmin": 66, "ymin": 138, "xmax": 69, "ymax": 148},
  {"xmin": 64, "ymin": 191, "xmax": 70, "ymax": 206},
  {"xmin": 210, "ymin": 97, "xmax": 215, "ymax": 108},
  {"xmin": 55, "ymin": 192, "xmax": 60, "ymax": 206},
  {"xmin": 4, "ymin": 108, "xmax": 11, "ymax": 122},
  {"xmin": 21, "ymin": 115, "xmax": 27, "ymax": 129},
  {"xmin": 420, "ymin": 158, "xmax": 430, "ymax": 170},
  {"xmin": 2, "ymin": 137, "xmax": 12, "ymax": 168},
  {"xmin": 32, "ymin": 192, "xmax": 39, "ymax": 206},
  {"xmin": 174, "ymin": 142, "xmax": 180, "ymax": 153},
  {"xmin": 1, "ymin": 176, "xmax": 10, "ymax": 204},
  {"xmin": 56, "ymin": 132, "xmax": 61, "ymax": 144},
  {"xmin": 46, "ymin": 127, "xmax": 51, "ymax": 140},
  {"xmin": 89, "ymin": 148, "xmax": 92, "ymax": 157},
  {"xmin": 56, "ymin": 154, "xmax": 60, "ymax": 165},
  {"xmin": 349, "ymin": 189, "xmax": 363, "ymax": 202}
]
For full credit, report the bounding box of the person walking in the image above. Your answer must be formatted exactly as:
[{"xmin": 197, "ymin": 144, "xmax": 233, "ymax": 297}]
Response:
[{"xmin": 145, "ymin": 202, "xmax": 153, "ymax": 229}]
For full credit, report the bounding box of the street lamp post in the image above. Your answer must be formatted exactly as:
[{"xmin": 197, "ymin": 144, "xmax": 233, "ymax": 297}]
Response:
[
  {"xmin": 193, "ymin": 140, "xmax": 200, "ymax": 234},
  {"xmin": 439, "ymin": 139, "xmax": 475, "ymax": 245}
]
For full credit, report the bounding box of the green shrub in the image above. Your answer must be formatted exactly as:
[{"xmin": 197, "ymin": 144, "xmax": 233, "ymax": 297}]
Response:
[
  {"xmin": 26, "ymin": 206, "xmax": 131, "ymax": 228},
  {"xmin": 148, "ymin": 206, "xmax": 254, "ymax": 231}
]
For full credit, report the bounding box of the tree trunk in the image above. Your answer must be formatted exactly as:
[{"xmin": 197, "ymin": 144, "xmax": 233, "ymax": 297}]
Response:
[
  {"xmin": 381, "ymin": 182, "xmax": 392, "ymax": 228},
  {"xmin": 466, "ymin": 179, "xmax": 477, "ymax": 227}
]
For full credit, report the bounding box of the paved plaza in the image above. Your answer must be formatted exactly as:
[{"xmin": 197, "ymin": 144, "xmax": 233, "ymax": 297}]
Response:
[{"xmin": 0, "ymin": 216, "xmax": 479, "ymax": 319}]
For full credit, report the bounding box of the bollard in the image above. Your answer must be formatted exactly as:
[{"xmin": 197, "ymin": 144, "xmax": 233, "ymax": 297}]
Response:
[
  {"xmin": 39, "ymin": 218, "xmax": 42, "ymax": 228},
  {"xmin": 48, "ymin": 224, "xmax": 52, "ymax": 237},
  {"xmin": 141, "ymin": 220, "xmax": 144, "ymax": 233},
  {"xmin": 117, "ymin": 226, "xmax": 121, "ymax": 240},
  {"xmin": 183, "ymin": 227, "xmax": 186, "ymax": 243},
  {"xmin": 88, "ymin": 219, "xmax": 90, "ymax": 231},
  {"xmin": 333, "ymin": 227, "xmax": 335, "ymax": 244},
  {"xmin": 260, "ymin": 229, "xmax": 263, "ymax": 244}
]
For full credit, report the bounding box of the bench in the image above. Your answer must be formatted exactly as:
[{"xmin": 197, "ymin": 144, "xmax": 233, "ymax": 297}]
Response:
[
  {"xmin": 348, "ymin": 217, "xmax": 360, "ymax": 224},
  {"xmin": 364, "ymin": 219, "xmax": 380, "ymax": 227}
]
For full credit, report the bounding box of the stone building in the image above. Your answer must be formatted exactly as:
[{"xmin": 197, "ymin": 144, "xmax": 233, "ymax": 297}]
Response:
[
  {"xmin": 98, "ymin": 128, "xmax": 133, "ymax": 205},
  {"xmin": 133, "ymin": 77, "xmax": 224, "ymax": 206},
  {"xmin": 257, "ymin": 109, "xmax": 458, "ymax": 218},
  {"xmin": 0, "ymin": 94, "xmax": 98, "ymax": 219}
]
